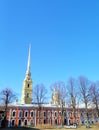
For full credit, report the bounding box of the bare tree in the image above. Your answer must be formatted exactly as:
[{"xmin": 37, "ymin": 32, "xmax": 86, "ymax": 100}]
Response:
[
  {"xmin": 89, "ymin": 82, "xmax": 99, "ymax": 117},
  {"xmin": 78, "ymin": 76, "xmax": 91, "ymax": 125},
  {"xmin": 33, "ymin": 83, "xmax": 47, "ymax": 104},
  {"xmin": 33, "ymin": 83, "xmax": 47, "ymax": 124},
  {"xmin": 51, "ymin": 81, "xmax": 67, "ymax": 126},
  {"xmin": 0, "ymin": 88, "xmax": 17, "ymax": 127},
  {"xmin": 51, "ymin": 81, "xmax": 67, "ymax": 105},
  {"xmin": 67, "ymin": 77, "xmax": 78, "ymax": 125}
]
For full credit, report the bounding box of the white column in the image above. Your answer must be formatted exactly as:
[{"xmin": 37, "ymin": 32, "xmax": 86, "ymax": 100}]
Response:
[
  {"xmin": 35, "ymin": 110, "xmax": 36, "ymax": 126},
  {"xmin": 8, "ymin": 108, "xmax": 12, "ymax": 127}
]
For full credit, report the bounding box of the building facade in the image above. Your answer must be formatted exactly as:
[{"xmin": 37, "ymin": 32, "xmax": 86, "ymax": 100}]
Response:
[
  {"xmin": 0, "ymin": 104, "xmax": 98, "ymax": 127},
  {"xmin": 0, "ymin": 45, "xmax": 99, "ymax": 127}
]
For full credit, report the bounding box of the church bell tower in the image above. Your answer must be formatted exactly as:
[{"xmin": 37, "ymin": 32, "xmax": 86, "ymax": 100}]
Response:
[
  {"xmin": 52, "ymin": 86, "xmax": 60, "ymax": 105},
  {"xmin": 21, "ymin": 44, "xmax": 33, "ymax": 104}
]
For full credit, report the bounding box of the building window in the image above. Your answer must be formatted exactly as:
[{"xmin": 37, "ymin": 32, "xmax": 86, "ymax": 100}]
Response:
[
  {"xmin": 25, "ymin": 111, "xmax": 28, "ymax": 117},
  {"xmin": 81, "ymin": 113, "xmax": 83, "ymax": 117},
  {"xmin": 31, "ymin": 111, "xmax": 34, "ymax": 117},
  {"xmin": 27, "ymin": 84, "xmax": 30, "ymax": 88},
  {"xmin": 24, "ymin": 120, "xmax": 27, "ymax": 126},
  {"xmin": 27, "ymin": 93, "xmax": 29, "ymax": 97},
  {"xmin": 12, "ymin": 110, "xmax": 16, "ymax": 117},
  {"xmin": 18, "ymin": 120, "xmax": 21, "ymax": 126},
  {"xmin": 48, "ymin": 111, "xmax": 50, "ymax": 117},
  {"xmin": 44, "ymin": 111, "xmax": 46, "ymax": 116},
  {"xmin": 68, "ymin": 112, "xmax": 70, "ymax": 117},
  {"xmin": 55, "ymin": 112, "xmax": 57, "ymax": 117},
  {"xmin": 64, "ymin": 112, "xmax": 66, "ymax": 117},
  {"xmin": 31, "ymin": 120, "xmax": 34, "ymax": 126},
  {"xmin": 2, "ymin": 114, "xmax": 4, "ymax": 117},
  {"xmin": 44, "ymin": 119, "xmax": 46, "ymax": 124},
  {"xmin": 26, "ymin": 93, "xmax": 29, "ymax": 98},
  {"xmin": 12, "ymin": 120, "xmax": 15, "ymax": 126},
  {"xmin": 55, "ymin": 119, "xmax": 57, "ymax": 125},
  {"xmin": 64, "ymin": 118, "xmax": 67, "ymax": 125}
]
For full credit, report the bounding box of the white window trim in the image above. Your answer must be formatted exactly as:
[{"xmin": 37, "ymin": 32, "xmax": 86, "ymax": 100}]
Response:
[
  {"xmin": 44, "ymin": 111, "xmax": 46, "ymax": 117},
  {"xmin": 12, "ymin": 110, "xmax": 16, "ymax": 118},
  {"xmin": 11, "ymin": 119, "xmax": 15, "ymax": 126},
  {"xmin": 24, "ymin": 110, "xmax": 28, "ymax": 118},
  {"xmin": 18, "ymin": 119, "xmax": 22, "ymax": 126},
  {"xmin": 24, "ymin": 119, "xmax": 28, "ymax": 125},
  {"xmin": 30, "ymin": 110, "xmax": 34, "ymax": 118}
]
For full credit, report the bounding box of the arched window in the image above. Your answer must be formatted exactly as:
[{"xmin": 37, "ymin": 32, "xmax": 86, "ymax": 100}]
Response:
[
  {"xmin": 55, "ymin": 119, "xmax": 57, "ymax": 125},
  {"xmin": 12, "ymin": 110, "xmax": 16, "ymax": 117},
  {"xmin": 31, "ymin": 120, "xmax": 34, "ymax": 126},
  {"xmin": 18, "ymin": 120, "xmax": 21, "ymax": 126},
  {"xmin": 27, "ymin": 84, "xmax": 30, "ymax": 88},
  {"xmin": 25, "ymin": 93, "xmax": 29, "ymax": 98},
  {"xmin": 24, "ymin": 111, "xmax": 28, "ymax": 117},
  {"xmin": 44, "ymin": 111, "xmax": 46, "ymax": 116},
  {"xmin": 64, "ymin": 112, "xmax": 66, "ymax": 117},
  {"xmin": 12, "ymin": 120, "xmax": 15, "ymax": 126},
  {"xmin": 31, "ymin": 111, "xmax": 34, "ymax": 117},
  {"xmin": 44, "ymin": 119, "xmax": 46, "ymax": 124},
  {"xmin": 24, "ymin": 120, "xmax": 27, "ymax": 125},
  {"xmin": 55, "ymin": 112, "xmax": 57, "ymax": 117}
]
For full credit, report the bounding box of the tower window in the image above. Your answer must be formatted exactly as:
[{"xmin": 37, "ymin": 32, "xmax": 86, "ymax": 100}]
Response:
[
  {"xmin": 27, "ymin": 84, "xmax": 30, "ymax": 88},
  {"xmin": 27, "ymin": 93, "xmax": 29, "ymax": 98},
  {"xmin": 25, "ymin": 93, "xmax": 29, "ymax": 98}
]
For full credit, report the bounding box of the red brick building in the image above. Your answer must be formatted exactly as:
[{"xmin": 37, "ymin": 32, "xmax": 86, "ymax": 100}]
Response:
[
  {"xmin": 0, "ymin": 45, "xmax": 99, "ymax": 127},
  {"xmin": 0, "ymin": 103, "xmax": 98, "ymax": 127}
]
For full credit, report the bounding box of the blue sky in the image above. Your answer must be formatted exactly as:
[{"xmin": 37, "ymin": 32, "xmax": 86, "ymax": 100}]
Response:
[{"xmin": 0, "ymin": 0, "xmax": 99, "ymax": 101}]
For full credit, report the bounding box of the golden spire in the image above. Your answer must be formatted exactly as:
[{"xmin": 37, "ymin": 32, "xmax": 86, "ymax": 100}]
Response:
[
  {"xmin": 26, "ymin": 44, "xmax": 31, "ymax": 76},
  {"xmin": 21, "ymin": 43, "xmax": 33, "ymax": 104}
]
